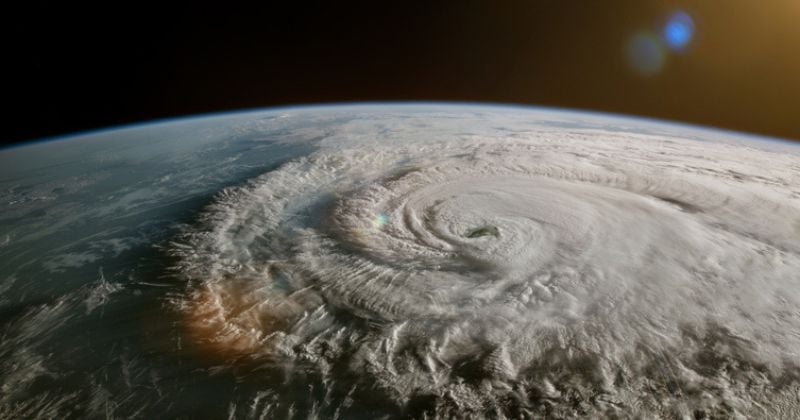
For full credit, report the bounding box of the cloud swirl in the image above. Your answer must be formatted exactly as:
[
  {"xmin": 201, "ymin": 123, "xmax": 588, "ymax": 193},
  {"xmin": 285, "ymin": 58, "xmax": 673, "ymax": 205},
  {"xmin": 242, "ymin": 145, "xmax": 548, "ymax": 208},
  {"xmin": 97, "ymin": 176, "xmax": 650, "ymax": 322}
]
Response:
[{"xmin": 169, "ymin": 110, "xmax": 800, "ymax": 418}]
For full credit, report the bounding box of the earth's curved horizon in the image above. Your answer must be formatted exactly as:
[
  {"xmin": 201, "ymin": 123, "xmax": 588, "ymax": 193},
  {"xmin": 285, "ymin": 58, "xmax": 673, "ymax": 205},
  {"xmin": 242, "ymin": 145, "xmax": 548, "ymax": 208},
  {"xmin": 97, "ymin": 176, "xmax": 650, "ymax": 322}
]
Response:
[
  {"xmin": 1, "ymin": 103, "xmax": 799, "ymax": 419},
  {"xmin": 8, "ymin": 102, "xmax": 800, "ymax": 152}
]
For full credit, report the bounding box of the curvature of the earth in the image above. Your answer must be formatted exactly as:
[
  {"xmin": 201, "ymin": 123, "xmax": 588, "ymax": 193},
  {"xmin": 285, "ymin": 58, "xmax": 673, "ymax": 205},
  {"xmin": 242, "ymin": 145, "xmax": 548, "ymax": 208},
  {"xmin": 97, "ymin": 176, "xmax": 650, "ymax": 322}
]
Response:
[{"xmin": 1, "ymin": 104, "xmax": 799, "ymax": 419}]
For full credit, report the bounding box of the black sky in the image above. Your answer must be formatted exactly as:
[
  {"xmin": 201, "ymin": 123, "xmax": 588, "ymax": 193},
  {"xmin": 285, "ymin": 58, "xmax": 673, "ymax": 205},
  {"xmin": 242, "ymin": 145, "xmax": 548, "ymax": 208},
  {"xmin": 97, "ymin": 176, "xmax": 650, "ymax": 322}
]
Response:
[{"xmin": 5, "ymin": 1, "xmax": 800, "ymax": 145}]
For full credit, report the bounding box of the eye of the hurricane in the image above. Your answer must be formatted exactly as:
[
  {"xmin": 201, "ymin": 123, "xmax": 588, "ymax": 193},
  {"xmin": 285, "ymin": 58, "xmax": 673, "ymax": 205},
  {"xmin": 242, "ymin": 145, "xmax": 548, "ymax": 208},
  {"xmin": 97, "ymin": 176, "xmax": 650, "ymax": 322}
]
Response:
[
  {"xmin": 166, "ymin": 139, "xmax": 800, "ymax": 418},
  {"xmin": 465, "ymin": 225, "xmax": 499, "ymax": 238}
]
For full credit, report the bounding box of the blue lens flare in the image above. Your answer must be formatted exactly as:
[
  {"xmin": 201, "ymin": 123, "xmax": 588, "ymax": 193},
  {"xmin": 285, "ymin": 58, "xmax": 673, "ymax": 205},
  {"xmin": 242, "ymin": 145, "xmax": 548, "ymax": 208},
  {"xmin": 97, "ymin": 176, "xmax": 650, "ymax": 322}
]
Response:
[
  {"xmin": 626, "ymin": 11, "xmax": 694, "ymax": 75},
  {"xmin": 664, "ymin": 11, "xmax": 694, "ymax": 51}
]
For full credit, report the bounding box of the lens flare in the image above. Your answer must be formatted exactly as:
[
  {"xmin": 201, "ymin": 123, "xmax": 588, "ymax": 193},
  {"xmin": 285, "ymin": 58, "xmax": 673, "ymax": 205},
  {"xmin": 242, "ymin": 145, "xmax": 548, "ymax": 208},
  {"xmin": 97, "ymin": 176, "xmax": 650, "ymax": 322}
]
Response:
[
  {"xmin": 664, "ymin": 11, "xmax": 694, "ymax": 51},
  {"xmin": 626, "ymin": 32, "xmax": 665, "ymax": 76},
  {"xmin": 371, "ymin": 212, "xmax": 388, "ymax": 229}
]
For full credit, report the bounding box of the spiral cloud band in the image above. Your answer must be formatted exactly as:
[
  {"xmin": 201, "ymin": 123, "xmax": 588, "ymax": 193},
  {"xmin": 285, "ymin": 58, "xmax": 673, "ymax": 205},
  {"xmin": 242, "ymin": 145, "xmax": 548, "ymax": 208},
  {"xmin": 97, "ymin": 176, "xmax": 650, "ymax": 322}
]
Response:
[{"xmin": 169, "ymin": 108, "xmax": 800, "ymax": 418}]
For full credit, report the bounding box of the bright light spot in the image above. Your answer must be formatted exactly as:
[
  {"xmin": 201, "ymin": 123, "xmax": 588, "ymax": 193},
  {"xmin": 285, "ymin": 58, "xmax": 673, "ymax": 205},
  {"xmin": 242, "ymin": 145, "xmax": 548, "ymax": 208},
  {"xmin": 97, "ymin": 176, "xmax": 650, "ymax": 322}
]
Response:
[
  {"xmin": 626, "ymin": 32, "xmax": 665, "ymax": 76},
  {"xmin": 663, "ymin": 11, "xmax": 694, "ymax": 51},
  {"xmin": 372, "ymin": 213, "xmax": 388, "ymax": 229}
]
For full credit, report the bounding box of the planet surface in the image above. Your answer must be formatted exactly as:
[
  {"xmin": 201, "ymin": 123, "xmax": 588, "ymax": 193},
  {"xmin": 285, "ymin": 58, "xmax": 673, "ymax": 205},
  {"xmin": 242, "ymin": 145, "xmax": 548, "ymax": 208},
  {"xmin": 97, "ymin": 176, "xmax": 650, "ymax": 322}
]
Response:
[{"xmin": 1, "ymin": 104, "xmax": 799, "ymax": 419}]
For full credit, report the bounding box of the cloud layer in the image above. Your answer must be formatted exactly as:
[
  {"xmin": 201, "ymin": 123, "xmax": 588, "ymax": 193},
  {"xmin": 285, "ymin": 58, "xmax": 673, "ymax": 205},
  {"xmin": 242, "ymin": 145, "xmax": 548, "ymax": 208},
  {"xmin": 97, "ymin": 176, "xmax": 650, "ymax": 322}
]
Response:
[{"xmin": 169, "ymin": 108, "xmax": 800, "ymax": 418}]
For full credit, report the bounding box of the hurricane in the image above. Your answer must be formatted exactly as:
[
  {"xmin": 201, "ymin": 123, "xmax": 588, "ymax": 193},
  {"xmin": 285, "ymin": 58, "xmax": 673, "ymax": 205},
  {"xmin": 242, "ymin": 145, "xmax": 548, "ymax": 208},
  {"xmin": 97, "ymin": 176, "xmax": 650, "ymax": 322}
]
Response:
[{"xmin": 165, "ymin": 109, "xmax": 800, "ymax": 418}]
